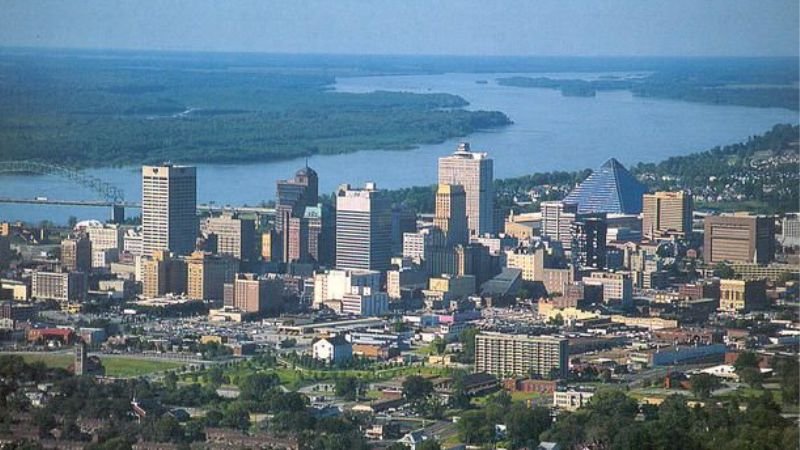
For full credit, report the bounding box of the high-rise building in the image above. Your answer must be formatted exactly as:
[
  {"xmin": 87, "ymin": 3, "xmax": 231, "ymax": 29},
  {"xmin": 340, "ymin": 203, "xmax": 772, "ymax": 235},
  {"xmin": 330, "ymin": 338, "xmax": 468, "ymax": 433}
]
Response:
[
  {"xmin": 505, "ymin": 246, "xmax": 547, "ymax": 282},
  {"xmin": 335, "ymin": 182, "xmax": 392, "ymax": 272},
  {"xmin": 704, "ymin": 214, "xmax": 775, "ymax": 264},
  {"xmin": 32, "ymin": 271, "xmax": 87, "ymax": 302},
  {"xmin": 141, "ymin": 250, "xmax": 187, "ymax": 298},
  {"xmin": 142, "ymin": 164, "xmax": 197, "ymax": 256},
  {"xmin": 224, "ymin": 273, "xmax": 284, "ymax": 314},
  {"xmin": 541, "ymin": 201, "xmax": 579, "ymax": 252},
  {"xmin": 285, "ymin": 203, "xmax": 334, "ymax": 265},
  {"xmin": 61, "ymin": 235, "xmax": 92, "ymax": 273},
  {"xmin": 571, "ymin": 215, "xmax": 607, "ymax": 270},
  {"xmin": 391, "ymin": 207, "xmax": 418, "ymax": 255},
  {"xmin": 642, "ymin": 191, "xmax": 693, "ymax": 239},
  {"xmin": 86, "ymin": 223, "xmax": 125, "ymax": 253},
  {"xmin": 276, "ymin": 165, "xmax": 319, "ymax": 263},
  {"xmin": 438, "ymin": 142, "xmax": 494, "ymax": 236},
  {"xmin": 186, "ymin": 251, "xmax": 238, "ymax": 301},
  {"xmin": 203, "ymin": 212, "xmax": 256, "ymax": 262},
  {"xmin": 433, "ymin": 184, "xmax": 468, "ymax": 247},
  {"xmin": 475, "ymin": 333, "xmax": 569, "ymax": 378},
  {"xmin": 403, "ymin": 230, "xmax": 431, "ymax": 265}
]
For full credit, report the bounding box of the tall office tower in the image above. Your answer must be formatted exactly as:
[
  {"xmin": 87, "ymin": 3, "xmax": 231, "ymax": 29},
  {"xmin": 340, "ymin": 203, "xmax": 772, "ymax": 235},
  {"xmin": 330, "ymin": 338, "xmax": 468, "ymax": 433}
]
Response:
[
  {"xmin": 433, "ymin": 184, "xmax": 468, "ymax": 247},
  {"xmin": 202, "ymin": 212, "xmax": 256, "ymax": 262},
  {"xmin": 541, "ymin": 201, "xmax": 579, "ymax": 252},
  {"xmin": 642, "ymin": 191, "xmax": 693, "ymax": 239},
  {"xmin": 571, "ymin": 215, "xmax": 607, "ymax": 269},
  {"xmin": 391, "ymin": 207, "xmax": 417, "ymax": 255},
  {"xmin": 142, "ymin": 164, "xmax": 197, "ymax": 256},
  {"xmin": 224, "ymin": 273, "xmax": 284, "ymax": 314},
  {"xmin": 704, "ymin": 213, "xmax": 775, "ymax": 264},
  {"xmin": 475, "ymin": 333, "xmax": 569, "ymax": 378},
  {"xmin": 61, "ymin": 235, "xmax": 92, "ymax": 272},
  {"xmin": 335, "ymin": 182, "xmax": 392, "ymax": 271},
  {"xmin": 438, "ymin": 142, "xmax": 494, "ymax": 237},
  {"xmin": 261, "ymin": 229, "xmax": 279, "ymax": 262},
  {"xmin": 141, "ymin": 250, "xmax": 187, "ymax": 298},
  {"xmin": 275, "ymin": 165, "xmax": 319, "ymax": 262},
  {"xmin": 285, "ymin": 204, "xmax": 333, "ymax": 265},
  {"xmin": 186, "ymin": 251, "xmax": 238, "ymax": 301}
]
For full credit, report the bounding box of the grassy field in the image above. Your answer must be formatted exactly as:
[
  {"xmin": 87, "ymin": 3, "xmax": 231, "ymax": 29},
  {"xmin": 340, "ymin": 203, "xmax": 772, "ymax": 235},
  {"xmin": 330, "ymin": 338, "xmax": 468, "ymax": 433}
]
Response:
[{"xmin": 16, "ymin": 353, "xmax": 185, "ymax": 378}]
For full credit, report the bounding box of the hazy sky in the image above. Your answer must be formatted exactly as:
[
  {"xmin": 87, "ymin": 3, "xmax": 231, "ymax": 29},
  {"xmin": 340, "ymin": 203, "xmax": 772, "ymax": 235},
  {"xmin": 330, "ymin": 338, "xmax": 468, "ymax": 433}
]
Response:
[{"xmin": 1, "ymin": 0, "xmax": 797, "ymax": 57}]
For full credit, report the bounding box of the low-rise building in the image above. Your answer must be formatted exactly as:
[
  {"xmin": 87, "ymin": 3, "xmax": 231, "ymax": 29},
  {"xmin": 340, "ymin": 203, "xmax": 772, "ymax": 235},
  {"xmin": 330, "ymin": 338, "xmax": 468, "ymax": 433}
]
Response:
[
  {"xmin": 553, "ymin": 388, "xmax": 594, "ymax": 411},
  {"xmin": 312, "ymin": 335, "xmax": 353, "ymax": 365},
  {"xmin": 718, "ymin": 279, "xmax": 767, "ymax": 312}
]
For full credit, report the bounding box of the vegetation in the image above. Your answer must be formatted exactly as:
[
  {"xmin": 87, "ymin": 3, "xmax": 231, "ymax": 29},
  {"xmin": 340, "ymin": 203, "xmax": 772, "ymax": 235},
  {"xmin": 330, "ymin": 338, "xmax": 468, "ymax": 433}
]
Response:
[
  {"xmin": 632, "ymin": 123, "xmax": 799, "ymax": 213},
  {"xmin": 12, "ymin": 352, "xmax": 185, "ymax": 377},
  {"xmin": 498, "ymin": 58, "xmax": 799, "ymax": 110},
  {"xmin": 0, "ymin": 52, "xmax": 509, "ymax": 167}
]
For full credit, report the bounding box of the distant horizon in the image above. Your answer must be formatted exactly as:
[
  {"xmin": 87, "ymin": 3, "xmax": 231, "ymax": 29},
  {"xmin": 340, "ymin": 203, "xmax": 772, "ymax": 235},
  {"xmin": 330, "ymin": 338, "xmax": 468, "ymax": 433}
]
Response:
[
  {"xmin": 2, "ymin": 45, "xmax": 798, "ymax": 60},
  {"xmin": 1, "ymin": 1, "xmax": 796, "ymax": 58}
]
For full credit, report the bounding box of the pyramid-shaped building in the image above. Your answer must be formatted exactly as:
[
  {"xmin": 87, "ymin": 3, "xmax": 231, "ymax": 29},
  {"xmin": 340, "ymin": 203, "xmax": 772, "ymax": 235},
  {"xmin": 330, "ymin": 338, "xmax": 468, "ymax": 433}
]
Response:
[{"xmin": 563, "ymin": 158, "xmax": 648, "ymax": 215}]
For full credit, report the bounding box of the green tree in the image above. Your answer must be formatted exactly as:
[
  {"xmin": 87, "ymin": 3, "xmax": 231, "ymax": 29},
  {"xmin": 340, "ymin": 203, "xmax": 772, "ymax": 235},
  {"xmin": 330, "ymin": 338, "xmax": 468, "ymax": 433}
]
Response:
[
  {"xmin": 505, "ymin": 404, "xmax": 551, "ymax": 449},
  {"xmin": 416, "ymin": 439, "xmax": 442, "ymax": 450},
  {"xmin": 713, "ymin": 262, "xmax": 735, "ymax": 279},
  {"xmin": 432, "ymin": 337, "xmax": 447, "ymax": 355},
  {"xmin": 153, "ymin": 415, "xmax": 183, "ymax": 443},
  {"xmin": 733, "ymin": 351, "xmax": 763, "ymax": 387},
  {"xmin": 239, "ymin": 372, "xmax": 280, "ymax": 402},
  {"xmin": 773, "ymin": 356, "xmax": 800, "ymax": 405},
  {"xmin": 163, "ymin": 371, "xmax": 177, "ymax": 391},
  {"xmin": 459, "ymin": 328, "xmax": 480, "ymax": 363},
  {"xmin": 689, "ymin": 373, "xmax": 721, "ymax": 399},
  {"xmin": 457, "ymin": 410, "xmax": 492, "ymax": 444},
  {"xmin": 335, "ymin": 376, "xmax": 360, "ymax": 401},
  {"xmin": 402, "ymin": 375, "xmax": 433, "ymax": 402}
]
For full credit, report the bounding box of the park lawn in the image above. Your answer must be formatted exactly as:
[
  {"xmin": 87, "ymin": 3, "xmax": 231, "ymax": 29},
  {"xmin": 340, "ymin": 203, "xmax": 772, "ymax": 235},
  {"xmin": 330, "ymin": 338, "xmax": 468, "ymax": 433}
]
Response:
[
  {"xmin": 510, "ymin": 390, "xmax": 543, "ymax": 403},
  {"xmin": 101, "ymin": 358, "xmax": 185, "ymax": 377},
  {"xmin": 18, "ymin": 353, "xmax": 72, "ymax": 369},
  {"xmin": 18, "ymin": 353, "xmax": 184, "ymax": 377}
]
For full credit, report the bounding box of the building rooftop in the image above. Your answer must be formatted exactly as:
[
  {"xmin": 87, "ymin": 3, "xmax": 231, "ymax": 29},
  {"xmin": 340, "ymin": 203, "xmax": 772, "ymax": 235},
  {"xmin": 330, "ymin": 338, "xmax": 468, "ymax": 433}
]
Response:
[{"xmin": 563, "ymin": 158, "xmax": 648, "ymax": 215}]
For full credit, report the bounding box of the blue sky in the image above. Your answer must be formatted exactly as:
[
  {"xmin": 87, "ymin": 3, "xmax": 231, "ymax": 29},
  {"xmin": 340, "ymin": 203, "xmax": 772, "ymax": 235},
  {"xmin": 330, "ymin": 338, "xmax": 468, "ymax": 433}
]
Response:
[{"xmin": 1, "ymin": 0, "xmax": 797, "ymax": 57}]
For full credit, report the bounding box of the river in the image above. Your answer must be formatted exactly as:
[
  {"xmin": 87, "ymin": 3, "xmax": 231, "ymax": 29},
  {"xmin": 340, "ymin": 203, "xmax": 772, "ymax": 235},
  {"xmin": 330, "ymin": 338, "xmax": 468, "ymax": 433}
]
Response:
[{"xmin": 0, "ymin": 72, "xmax": 795, "ymax": 224}]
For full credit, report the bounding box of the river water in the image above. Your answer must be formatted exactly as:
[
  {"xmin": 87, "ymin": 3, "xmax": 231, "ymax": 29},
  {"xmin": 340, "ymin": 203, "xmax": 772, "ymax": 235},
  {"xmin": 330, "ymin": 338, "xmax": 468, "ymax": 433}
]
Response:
[{"xmin": 0, "ymin": 72, "xmax": 794, "ymax": 224}]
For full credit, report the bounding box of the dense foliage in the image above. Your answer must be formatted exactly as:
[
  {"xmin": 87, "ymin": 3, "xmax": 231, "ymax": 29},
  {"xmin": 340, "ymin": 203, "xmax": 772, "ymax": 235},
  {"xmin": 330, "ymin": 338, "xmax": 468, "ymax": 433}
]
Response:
[
  {"xmin": 498, "ymin": 58, "xmax": 799, "ymax": 110},
  {"xmin": 632, "ymin": 123, "xmax": 799, "ymax": 213},
  {"xmin": 0, "ymin": 53, "xmax": 509, "ymax": 166}
]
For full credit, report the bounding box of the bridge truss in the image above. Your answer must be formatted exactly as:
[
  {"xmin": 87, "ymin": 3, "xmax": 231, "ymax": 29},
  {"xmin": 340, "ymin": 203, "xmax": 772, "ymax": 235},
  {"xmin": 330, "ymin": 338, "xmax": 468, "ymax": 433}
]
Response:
[{"xmin": 0, "ymin": 160, "xmax": 125, "ymax": 204}]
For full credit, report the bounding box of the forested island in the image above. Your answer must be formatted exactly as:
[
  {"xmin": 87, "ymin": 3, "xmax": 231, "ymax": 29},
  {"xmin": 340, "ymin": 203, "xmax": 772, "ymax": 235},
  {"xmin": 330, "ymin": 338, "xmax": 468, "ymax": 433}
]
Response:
[
  {"xmin": 389, "ymin": 124, "xmax": 800, "ymax": 215},
  {"xmin": 0, "ymin": 52, "xmax": 510, "ymax": 167},
  {"xmin": 498, "ymin": 59, "xmax": 799, "ymax": 110}
]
